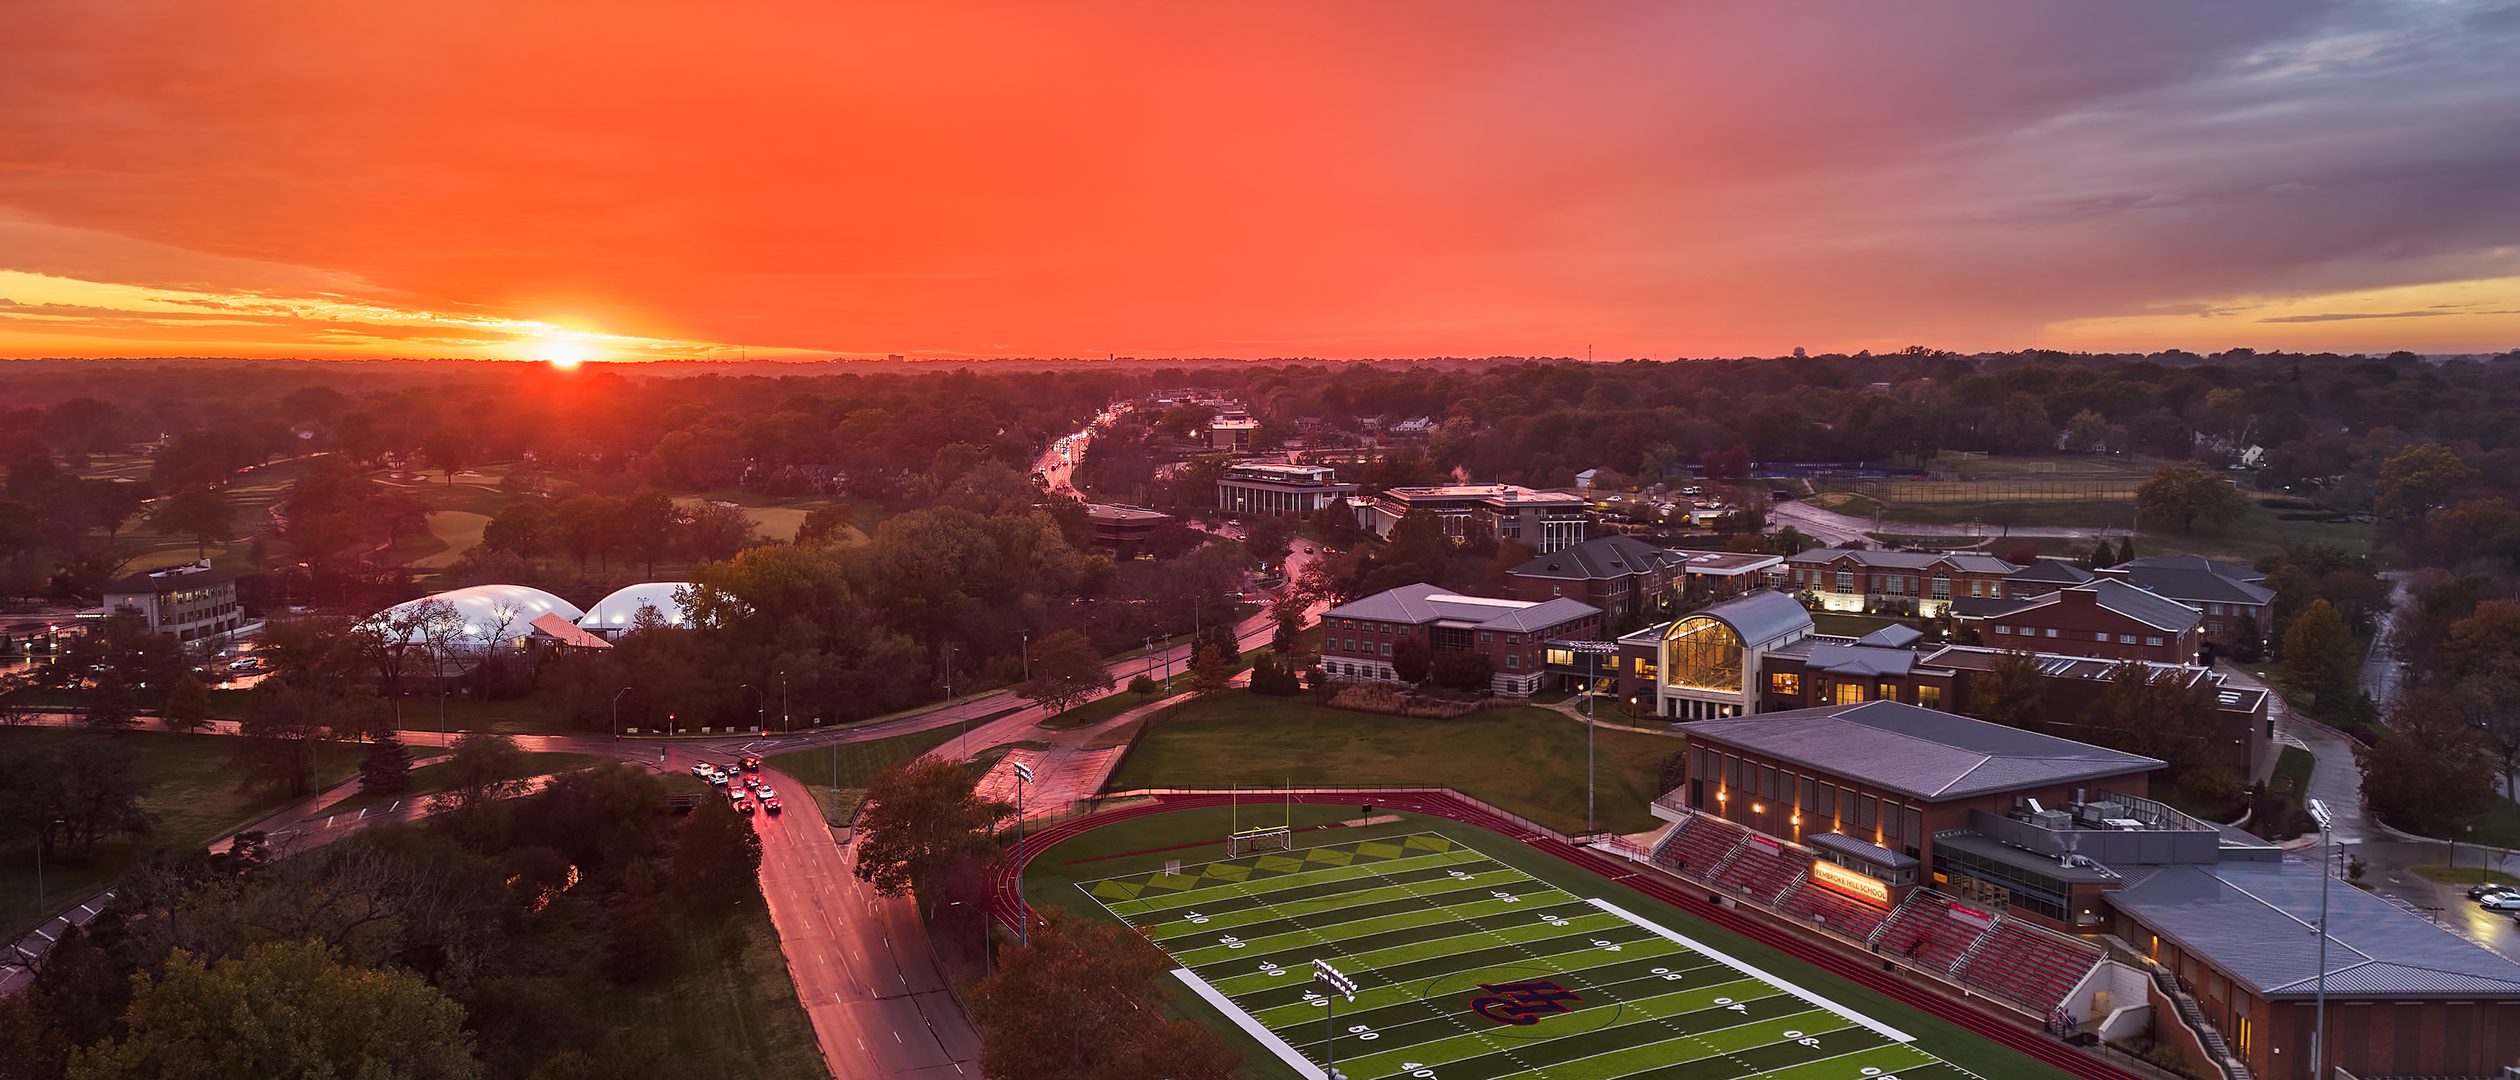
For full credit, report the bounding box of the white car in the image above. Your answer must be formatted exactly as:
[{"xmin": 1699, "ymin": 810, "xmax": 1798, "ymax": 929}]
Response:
[
  {"xmin": 754, "ymin": 785, "xmax": 776, "ymax": 800},
  {"xmin": 689, "ymin": 763, "xmax": 712, "ymax": 779},
  {"xmin": 2482, "ymin": 894, "xmax": 2520, "ymax": 911}
]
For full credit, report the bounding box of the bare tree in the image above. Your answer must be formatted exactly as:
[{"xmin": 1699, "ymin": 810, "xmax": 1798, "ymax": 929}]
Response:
[{"xmin": 409, "ymin": 599, "xmax": 469, "ymax": 748}]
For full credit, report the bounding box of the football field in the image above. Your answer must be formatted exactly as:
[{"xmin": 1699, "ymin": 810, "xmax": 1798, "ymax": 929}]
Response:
[{"xmin": 1084, "ymin": 832, "xmax": 1987, "ymax": 1080}]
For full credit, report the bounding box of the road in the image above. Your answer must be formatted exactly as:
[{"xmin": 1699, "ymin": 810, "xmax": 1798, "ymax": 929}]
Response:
[
  {"xmin": 2359, "ymin": 569, "xmax": 2412, "ymax": 714},
  {"xmin": 1769, "ymin": 497, "xmax": 2110, "ymax": 547}
]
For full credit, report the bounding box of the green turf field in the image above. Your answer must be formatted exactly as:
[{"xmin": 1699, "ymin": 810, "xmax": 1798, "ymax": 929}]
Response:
[{"xmin": 1081, "ymin": 832, "xmax": 1988, "ymax": 1080}]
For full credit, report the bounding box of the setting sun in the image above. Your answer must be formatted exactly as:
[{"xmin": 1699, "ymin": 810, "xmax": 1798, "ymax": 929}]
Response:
[{"xmin": 542, "ymin": 341, "xmax": 592, "ymax": 369}]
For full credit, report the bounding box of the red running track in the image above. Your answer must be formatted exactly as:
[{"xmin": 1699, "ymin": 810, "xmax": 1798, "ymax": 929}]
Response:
[{"xmin": 991, "ymin": 791, "xmax": 2140, "ymax": 1080}]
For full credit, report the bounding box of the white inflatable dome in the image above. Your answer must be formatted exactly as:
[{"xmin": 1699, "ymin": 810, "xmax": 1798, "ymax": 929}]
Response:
[
  {"xmin": 368, "ymin": 584, "xmax": 584, "ymax": 645},
  {"xmin": 578, "ymin": 581, "xmax": 694, "ymax": 634}
]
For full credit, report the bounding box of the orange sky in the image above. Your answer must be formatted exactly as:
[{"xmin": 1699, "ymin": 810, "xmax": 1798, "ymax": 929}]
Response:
[{"xmin": 3, "ymin": 2, "xmax": 2516, "ymax": 361}]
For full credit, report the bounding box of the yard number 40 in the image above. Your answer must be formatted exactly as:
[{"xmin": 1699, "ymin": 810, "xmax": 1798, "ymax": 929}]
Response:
[{"xmin": 1398, "ymin": 1065, "xmax": 1437, "ymax": 1079}]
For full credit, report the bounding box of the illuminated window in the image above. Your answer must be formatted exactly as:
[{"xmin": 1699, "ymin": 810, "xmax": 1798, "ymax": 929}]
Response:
[
  {"xmin": 1770, "ymin": 672, "xmax": 1801, "ymax": 696},
  {"xmin": 1931, "ymin": 573, "xmax": 1950, "ymax": 600},
  {"xmin": 1661, "ymin": 616, "xmax": 1744, "ymax": 692},
  {"xmin": 1917, "ymin": 685, "xmax": 1942, "ymax": 709},
  {"xmin": 1832, "ymin": 681, "xmax": 1866, "ymax": 705},
  {"xmin": 1835, "ymin": 569, "xmax": 1854, "ymax": 593}
]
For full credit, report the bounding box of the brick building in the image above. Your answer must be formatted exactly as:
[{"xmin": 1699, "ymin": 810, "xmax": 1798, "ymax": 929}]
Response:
[
  {"xmin": 1318, "ymin": 582, "xmax": 1601, "ymax": 695},
  {"xmin": 1965, "ymin": 579, "xmax": 2204, "ymax": 664},
  {"xmin": 1784, "ymin": 548, "xmax": 2018, "ymax": 617},
  {"xmin": 1215, "ymin": 462, "xmax": 1356, "ymax": 519},
  {"xmin": 2093, "ymin": 555, "xmax": 2275, "ymax": 647},
  {"xmin": 101, "ymin": 561, "xmax": 244, "ymax": 645},
  {"xmin": 1356, "ymin": 484, "xmax": 1593, "ymax": 554},
  {"xmin": 1081, "ymin": 503, "xmax": 1171, "ymax": 555}
]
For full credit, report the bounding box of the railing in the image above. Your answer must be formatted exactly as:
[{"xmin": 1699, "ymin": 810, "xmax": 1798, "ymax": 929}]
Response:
[{"xmin": 1101, "ymin": 785, "xmax": 1580, "ymax": 843}]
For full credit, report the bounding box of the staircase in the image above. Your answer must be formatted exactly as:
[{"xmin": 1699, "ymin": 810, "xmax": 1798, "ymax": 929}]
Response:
[
  {"xmin": 1947, "ymin": 923, "xmax": 2002, "ymax": 983},
  {"xmin": 2150, "ymin": 967, "xmax": 2255, "ymax": 1080}
]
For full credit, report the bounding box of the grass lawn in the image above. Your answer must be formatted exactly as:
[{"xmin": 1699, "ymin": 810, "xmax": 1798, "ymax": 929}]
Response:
[
  {"xmin": 764, "ymin": 724, "xmax": 970, "ymax": 826},
  {"xmin": 2467, "ymin": 799, "xmax": 2520, "ymax": 851},
  {"xmin": 1106, "ymin": 695, "xmax": 1684, "ymax": 834},
  {"xmin": 0, "ymin": 727, "xmax": 360, "ymax": 940},
  {"xmin": 2412, "ymin": 864, "xmax": 2520, "ymax": 888},
  {"xmin": 2272, "ymin": 745, "xmax": 2314, "ymax": 795},
  {"xmin": 324, "ymin": 750, "xmax": 610, "ymax": 816},
  {"xmin": 1024, "ymin": 806, "xmax": 2075, "ymax": 1080},
  {"xmin": 570, "ymin": 892, "xmax": 826, "ymax": 1079}
]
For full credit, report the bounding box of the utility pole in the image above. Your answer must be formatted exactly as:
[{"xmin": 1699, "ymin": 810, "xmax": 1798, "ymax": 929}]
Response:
[
  {"xmin": 610, "ymin": 685, "xmax": 632, "ymax": 740},
  {"xmin": 2310, "ymin": 799, "xmax": 2335, "ymax": 1080},
  {"xmin": 1013, "ymin": 760, "xmax": 1034, "ymax": 946}
]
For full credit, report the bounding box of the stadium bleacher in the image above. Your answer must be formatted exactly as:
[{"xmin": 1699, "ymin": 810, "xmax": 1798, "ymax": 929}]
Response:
[
  {"xmin": 1869, "ymin": 894, "xmax": 1994, "ymax": 975},
  {"xmin": 1774, "ymin": 877, "xmax": 1892, "ymax": 941},
  {"xmin": 1655, "ymin": 812, "xmax": 1750, "ymax": 879},
  {"xmin": 1713, "ymin": 835, "xmax": 1811, "ymax": 904},
  {"xmin": 1953, "ymin": 918, "xmax": 2104, "ymax": 1012}
]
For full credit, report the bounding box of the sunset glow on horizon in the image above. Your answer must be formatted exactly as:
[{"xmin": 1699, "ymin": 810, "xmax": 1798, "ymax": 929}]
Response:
[{"xmin": 5, "ymin": 2, "xmax": 2517, "ymax": 361}]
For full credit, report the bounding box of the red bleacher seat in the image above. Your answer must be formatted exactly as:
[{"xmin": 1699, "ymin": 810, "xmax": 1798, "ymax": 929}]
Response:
[
  {"xmin": 1775, "ymin": 878, "xmax": 1891, "ymax": 941},
  {"xmin": 1654, "ymin": 814, "xmax": 1749, "ymax": 880},
  {"xmin": 1953, "ymin": 920, "xmax": 2103, "ymax": 1012},
  {"xmin": 1714, "ymin": 838, "xmax": 1811, "ymax": 903},
  {"xmin": 1870, "ymin": 895, "xmax": 1993, "ymax": 976}
]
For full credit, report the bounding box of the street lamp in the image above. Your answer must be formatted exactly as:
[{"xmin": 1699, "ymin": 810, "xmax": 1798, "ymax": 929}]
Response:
[
  {"xmin": 1012, "ymin": 760, "xmax": 1034, "ymax": 947},
  {"xmin": 778, "ymin": 669, "xmax": 789, "ymax": 735},
  {"xmin": 2309, "ymin": 798, "xmax": 2335, "ymax": 1080},
  {"xmin": 33, "ymin": 817, "xmax": 64, "ymax": 914},
  {"xmin": 610, "ymin": 686, "xmax": 633, "ymax": 740},
  {"xmin": 1020, "ymin": 629, "xmax": 1031, "ymax": 684},
  {"xmin": 740, "ymin": 683, "xmax": 764, "ymax": 735}
]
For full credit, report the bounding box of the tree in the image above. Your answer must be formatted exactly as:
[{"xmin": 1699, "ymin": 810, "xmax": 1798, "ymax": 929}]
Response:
[
  {"xmin": 1966, "ymin": 649, "xmax": 2046, "ymax": 731},
  {"xmin": 794, "ymin": 503, "xmax": 854, "ymax": 546},
  {"xmin": 1016, "ymin": 629, "xmax": 1112, "ymax": 718},
  {"xmin": 1430, "ymin": 651, "xmax": 1494, "ymax": 693},
  {"xmin": 147, "ymin": 486, "xmax": 231, "ymax": 559},
  {"xmin": 421, "ymin": 429, "xmax": 471, "ymax": 485},
  {"xmin": 2135, "ymin": 462, "xmax": 2248, "ymax": 533},
  {"xmin": 968, "ymin": 911, "xmax": 1240, "ymax": 1080},
  {"xmin": 432, "ymin": 733, "xmax": 530, "ymax": 815},
  {"xmin": 2358, "ymin": 688, "xmax": 2497, "ymax": 837},
  {"xmin": 669, "ymin": 796, "xmax": 763, "ymax": 912},
  {"xmin": 616, "ymin": 490, "xmax": 678, "ymax": 577},
  {"xmin": 159, "ymin": 675, "xmax": 212, "ymax": 733},
  {"xmin": 1994, "ymin": 392, "xmax": 2053, "ymax": 453},
  {"xmin": 1391, "ymin": 635, "xmax": 1432, "ymax": 684},
  {"xmin": 1243, "ymin": 516, "xmax": 1293, "ymax": 567},
  {"xmin": 2062, "ymin": 408, "xmax": 2109, "ymax": 453},
  {"xmin": 81, "ymin": 672, "xmax": 139, "ymax": 732},
  {"xmin": 2281, "ymin": 599, "xmax": 2357, "ymax": 716},
  {"xmin": 1127, "ymin": 673, "xmax": 1157, "ymax": 698},
  {"xmin": 479, "ymin": 501, "xmax": 554, "ymax": 559},
  {"xmin": 853, "ymin": 756, "xmax": 1010, "ymax": 915},
  {"xmin": 1188, "ymin": 643, "xmax": 1236, "ymax": 697},
  {"xmin": 2375, "ymin": 442, "xmax": 2478, "ymax": 518},
  {"xmin": 359, "ymin": 731, "xmax": 414, "ymax": 796},
  {"xmin": 69, "ymin": 941, "xmax": 480, "ymax": 1080}
]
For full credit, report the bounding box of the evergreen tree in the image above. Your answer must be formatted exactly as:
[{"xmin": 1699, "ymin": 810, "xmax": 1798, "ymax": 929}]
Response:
[{"xmin": 359, "ymin": 732, "xmax": 414, "ymax": 796}]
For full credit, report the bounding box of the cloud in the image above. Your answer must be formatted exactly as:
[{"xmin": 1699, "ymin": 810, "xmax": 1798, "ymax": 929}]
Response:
[{"xmin": 2259, "ymin": 310, "xmax": 2456, "ymax": 323}]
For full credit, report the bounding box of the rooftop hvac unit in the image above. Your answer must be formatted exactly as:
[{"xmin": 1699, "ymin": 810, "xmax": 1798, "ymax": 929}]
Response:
[
  {"xmin": 2026, "ymin": 810, "xmax": 2073, "ymax": 831},
  {"xmin": 2075, "ymin": 801, "xmax": 2129, "ymax": 827}
]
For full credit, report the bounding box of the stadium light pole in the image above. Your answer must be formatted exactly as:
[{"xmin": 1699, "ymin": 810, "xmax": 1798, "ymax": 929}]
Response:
[
  {"xmin": 1012, "ymin": 760, "xmax": 1034, "ymax": 946},
  {"xmin": 1314, "ymin": 959, "xmax": 1357, "ymax": 1080},
  {"xmin": 2310, "ymin": 798, "xmax": 2334, "ymax": 1080},
  {"xmin": 1585, "ymin": 649, "xmax": 1599, "ymax": 837}
]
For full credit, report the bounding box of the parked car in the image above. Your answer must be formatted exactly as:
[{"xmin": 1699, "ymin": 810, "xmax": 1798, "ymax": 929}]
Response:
[
  {"xmin": 2467, "ymin": 883, "xmax": 2514, "ymax": 900},
  {"xmin": 2480, "ymin": 893, "xmax": 2520, "ymax": 911}
]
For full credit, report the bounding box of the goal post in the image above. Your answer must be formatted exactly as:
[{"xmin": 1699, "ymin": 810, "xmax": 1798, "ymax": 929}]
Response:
[{"xmin": 1228, "ymin": 825, "xmax": 1292, "ymax": 857}]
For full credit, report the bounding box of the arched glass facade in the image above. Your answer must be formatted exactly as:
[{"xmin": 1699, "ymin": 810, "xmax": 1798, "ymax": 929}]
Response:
[{"xmin": 1662, "ymin": 616, "xmax": 1744, "ymax": 692}]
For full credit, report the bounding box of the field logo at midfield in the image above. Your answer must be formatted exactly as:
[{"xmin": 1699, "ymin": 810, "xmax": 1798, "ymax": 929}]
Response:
[{"xmin": 1469, "ymin": 980, "xmax": 1583, "ymax": 1025}]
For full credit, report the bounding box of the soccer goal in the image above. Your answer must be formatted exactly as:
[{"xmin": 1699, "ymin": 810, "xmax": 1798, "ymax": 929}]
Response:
[{"xmin": 1227, "ymin": 825, "xmax": 1293, "ymax": 857}]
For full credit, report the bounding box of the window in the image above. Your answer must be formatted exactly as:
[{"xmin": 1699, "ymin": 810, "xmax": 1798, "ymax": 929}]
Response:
[
  {"xmin": 1832, "ymin": 681, "xmax": 1866, "ymax": 705},
  {"xmin": 1553, "ymin": 585, "xmax": 1562, "ymax": 596},
  {"xmin": 2096, "ymin": 632, "xmax": 2110, "ymax": 642},
  {"xmin": 1836, "ymin": 569, "xmax": 1853, "ymax": 593},
  {"xmin": 1662, "ymin": 616, "xmax": 1745, "ymax": 692},
  {"xmin": 1480, "ymin": 631, "xmax": 1492, "ymax": 643},
  {"xmin": 1931, "ymin": 573, "xmax": 1951, "ymax": 600},
  {"xmin": 2209, "ymin": 603, "xmax": 2224, "ymax": 615},
  {"xmin": 1855, "ymin": 795, "xmax": 1877, "ymax": 831},
  {"xmin": 1815, "ymin": 783, "xmax": 1835, "ymax": 820},
  {"xmin": 2146, "ymin": 635, "xmax": 2164, "ymax": 647},
  {"xmin": 2044, "ymin": 628, "xmax": 2058, "ymax": 638},
  {"xmin": 1505, "ymin": 654, "xmax": 1519, "ymax": 669},
  {"xmin": 1916, "ymin": 685, "xmax": 1942, "ymax": 709},
  {"xmin": 2119, "ymin": 634, "xmax": 2136, "ymax": 645},
  {"xmin": 1759, "ymin": 766, "xmax": 1777, "ymax": 800},
  {"xmin": 1995, "ymin": 625, "xmax": 2012, "ymax": 635},
  {"xmin": 1380, "ymin": 642, "xmax": 1392, "ymax": 656},
  {"xmin": 1770, "ymin": 672, "xmax": 1801, "ymax": 696},
  {"xmin": 1877, "ymin": 681, "xmax": 1898, "ymax": 702},
  {"xmin": 1970, "ymin": 580, "xmax": 1984, "ymax": 597}
]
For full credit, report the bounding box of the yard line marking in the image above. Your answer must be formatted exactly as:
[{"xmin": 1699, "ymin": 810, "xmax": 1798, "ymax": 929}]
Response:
[
  {"xmin": 1588, "ymin": 897, "xmax": 1914, "ymax": 1044},
  {"xmin": 1078, "ymin": 829, "xmax": 1462, "ymax": 886},
  {"xmin": 1172, "ymin": 967, "xmax": 1326, "ymax": 1080}
]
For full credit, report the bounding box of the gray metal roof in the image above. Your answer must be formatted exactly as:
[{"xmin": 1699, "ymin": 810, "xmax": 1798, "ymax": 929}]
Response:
[
  {"xmin": 1853, "ymin": 624, "xmax": 1925, "ymax": 649},
  {"xmin": 1787, "ymin": 547, "xmax": 2019, "ymax": 575},
  {"xmin": 2117, "ymin": 554, "xmax": 2264, "ymax": 583},
  {"xmin": 2099, "ymin": 565, "xmax": 2276, "ymax": 608},
  {"xmin": 2109, "ymin": 860, "xmax": 2520, "ymax": 1000},
  {"xmin": 1322, "ymin": 583, "xmax": 1600, "ymax": 634},
  {"xmin": 1682, "ymin": 700, "xmax": 2164, "ymax": 802},
  {"xmin": 1508, "ymin": 536, "xmax": 1679, "ymax": 582},
  {"xmin": 1803, "ymin": 643, "xmax": 1917, "ymax": 678},
  {"xmin": 2008, "ymin": 559, "xmax": 2096, "ymax": 586},
  {"xmin": 2002, "ymin": 579, "xmax": 2203, "ymax": 634},
  {"xmin": 1683, "ymin": 589, "xmax": 1813, "ymax": 647},
  {"xmin": 1807, "ymin": 831, "xmax": 1918, "ymax": 870}
]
